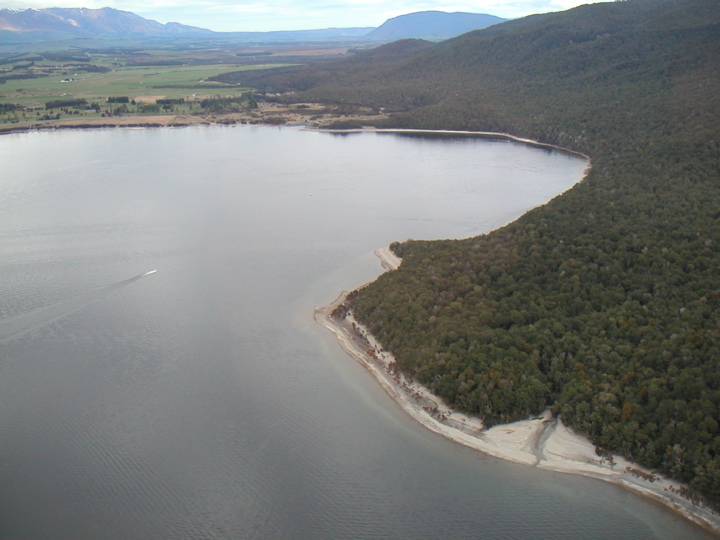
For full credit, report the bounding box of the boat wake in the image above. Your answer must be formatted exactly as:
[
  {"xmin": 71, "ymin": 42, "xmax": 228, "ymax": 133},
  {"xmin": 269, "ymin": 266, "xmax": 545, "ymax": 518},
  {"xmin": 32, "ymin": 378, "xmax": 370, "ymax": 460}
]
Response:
[{"xmin": 0, "ymin": 270, "xmax": 157, "ymax": 343}]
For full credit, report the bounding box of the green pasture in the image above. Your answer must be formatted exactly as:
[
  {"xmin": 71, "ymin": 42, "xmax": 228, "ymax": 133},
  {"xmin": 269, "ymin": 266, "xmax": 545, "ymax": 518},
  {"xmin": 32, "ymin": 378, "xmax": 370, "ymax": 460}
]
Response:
[{"xmin": 0, "ymin": 63, "xmax": 283, "ymax": 109}]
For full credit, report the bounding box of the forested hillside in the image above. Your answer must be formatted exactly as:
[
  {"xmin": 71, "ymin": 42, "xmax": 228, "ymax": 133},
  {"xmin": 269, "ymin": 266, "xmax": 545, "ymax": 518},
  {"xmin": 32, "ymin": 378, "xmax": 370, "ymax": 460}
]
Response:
[{"xmin": 235, "ymin": 0, "xmax": 720, "ymax": 505}]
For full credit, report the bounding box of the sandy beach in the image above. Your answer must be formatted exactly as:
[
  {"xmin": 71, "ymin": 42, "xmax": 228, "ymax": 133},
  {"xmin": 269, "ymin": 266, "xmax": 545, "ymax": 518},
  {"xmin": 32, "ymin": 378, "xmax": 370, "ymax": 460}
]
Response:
[{"xmin": 316, "ymin": 247, "xmax": 720, "ymax": 535}]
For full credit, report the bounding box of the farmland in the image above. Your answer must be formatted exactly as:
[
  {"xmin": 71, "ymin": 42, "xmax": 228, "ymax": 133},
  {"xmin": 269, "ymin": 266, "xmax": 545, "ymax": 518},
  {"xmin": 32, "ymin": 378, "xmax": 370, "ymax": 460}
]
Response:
[{"xmin": 0, "ymin": 48, "xmax": 296, "ymax": 127}]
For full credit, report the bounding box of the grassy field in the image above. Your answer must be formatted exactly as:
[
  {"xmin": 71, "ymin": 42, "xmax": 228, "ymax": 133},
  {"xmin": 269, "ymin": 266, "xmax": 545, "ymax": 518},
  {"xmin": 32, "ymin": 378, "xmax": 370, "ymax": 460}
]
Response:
[{"xmin": 0, "ymin": 49, "xmax": 293, "ymax": 125}]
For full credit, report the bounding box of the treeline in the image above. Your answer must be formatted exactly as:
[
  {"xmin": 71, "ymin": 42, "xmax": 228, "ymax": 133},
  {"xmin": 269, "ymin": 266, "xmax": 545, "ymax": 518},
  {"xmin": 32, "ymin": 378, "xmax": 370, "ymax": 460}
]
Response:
[
  {"xmin": 73, "ymin": 64, "xmax": 111, "ymax": 73},
  {"xmin": 45, "ymin": 99, "xmax": 88, "ymax": 110},
  {"xmin": 35, "ymin": 94, "xmax": 259, "ymax": 116},
  {"xmin": 237, "ymin": 0, "xmax": 720, "ymax": 506},
  {"xmin": 0, "ymin": 102, "xmax": 22, "ymax": 113},
  {"xmin": 0, "ymin": 72, "xmax": 44, "ymax": 83},
  {"xmin": 199, "ymin": 93, "xmax": 258, "ymax": 112},
  {"xmin": 156, "ymin": 98, "xmax": 185, "ymax": 106}
]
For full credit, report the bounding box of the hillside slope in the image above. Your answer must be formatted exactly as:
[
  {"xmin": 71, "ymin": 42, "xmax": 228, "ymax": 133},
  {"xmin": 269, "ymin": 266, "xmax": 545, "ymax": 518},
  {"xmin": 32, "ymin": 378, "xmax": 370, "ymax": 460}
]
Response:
[{"xmin": 240, "ymin": 0, "xmax": 720, "ymax": 506}]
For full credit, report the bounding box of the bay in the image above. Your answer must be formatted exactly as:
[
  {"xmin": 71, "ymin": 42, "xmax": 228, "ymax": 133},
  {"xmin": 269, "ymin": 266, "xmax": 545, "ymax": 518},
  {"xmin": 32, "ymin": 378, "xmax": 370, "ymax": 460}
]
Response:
[{"xmin": 0, "ymin": 126, "xmax": 711, "ymax": 539}]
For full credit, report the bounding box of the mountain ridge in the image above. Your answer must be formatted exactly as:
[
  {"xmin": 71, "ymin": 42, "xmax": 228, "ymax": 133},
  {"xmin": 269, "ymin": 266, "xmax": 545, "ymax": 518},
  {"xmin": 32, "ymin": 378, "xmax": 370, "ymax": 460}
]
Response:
[
  {"xmin": 366, "ymin": 11, "xmax": 506, "ymax": 41},
  {"xmin": 0, "ymin": 7, "xmax": 505, "ymax": 45},
  {"xmin": 0, "ymin": 7, "xmax": 213, "ymax": 40},
  {"xmin": 0, "ymin": 7, "xmax": 372, "ymax": 44}
]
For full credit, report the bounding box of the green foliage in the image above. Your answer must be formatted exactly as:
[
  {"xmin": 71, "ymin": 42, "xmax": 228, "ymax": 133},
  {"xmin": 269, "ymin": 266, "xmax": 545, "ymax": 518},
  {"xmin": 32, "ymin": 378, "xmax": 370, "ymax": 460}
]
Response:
[
  {"xmin": 0, "ymin": 102, "xmax": 22, "ymax": 113},
  {"xmin": 41, "ymin": 52, "xmax": 90, "ymax": 63},
  {"xmin": 323, "ymin": 119, "xmax": 365, "ymax": 129},
  {"xmin": 246, "ymin": 0, "xmax": 720, "ymax": 506},
  {"xmin": 70, "ymin": 64, "xmax": 111, "ymax": 73},
  {"xmin": 199, "ymin": 93, "xmax": 257, "ymax": 112},
  {"xmin": 45, "ymin": 99, "xmax": 88, "ymax": 110},
  {"xmin": 156, "ymin": 98, "xmax": 185, "ymax": 105}
]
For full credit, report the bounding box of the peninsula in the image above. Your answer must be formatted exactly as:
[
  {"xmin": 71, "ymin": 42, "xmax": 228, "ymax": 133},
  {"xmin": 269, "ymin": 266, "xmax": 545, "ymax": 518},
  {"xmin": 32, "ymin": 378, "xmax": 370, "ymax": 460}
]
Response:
[
  {"xmin": 252, "ymin": 0, "xmax": 720, "ymax": 522},
  {"xmin": 317, "ymin": 247, "xmax": 720, "ymax": 534},
  {"xmin": 2, "ymin": 0, "xmax": 718, "ymax": 532}
]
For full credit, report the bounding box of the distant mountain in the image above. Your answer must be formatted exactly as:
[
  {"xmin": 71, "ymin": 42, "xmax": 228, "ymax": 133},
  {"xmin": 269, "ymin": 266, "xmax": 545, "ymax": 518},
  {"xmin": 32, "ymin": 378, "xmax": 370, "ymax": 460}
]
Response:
[
  {"xmin": 0, "ymin": 7, "xmax": 214, "ymax": 42},
  {"xmin": 366, "ymin": 11, "xmax": 506, "ymax": 41},
  {"xmin": 0, "ymin": 7, "xmax": 373, "ymax": 45},
  {"xmin": 0, "ymin": 7, "xmax": 504, "ymax": 47}
]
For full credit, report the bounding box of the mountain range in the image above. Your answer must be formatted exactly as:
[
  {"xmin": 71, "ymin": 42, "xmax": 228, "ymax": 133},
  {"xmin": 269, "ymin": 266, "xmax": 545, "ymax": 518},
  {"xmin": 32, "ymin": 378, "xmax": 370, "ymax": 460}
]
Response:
[
  {"xmin": 0, "ymin": 8, "xmax": 505, "ymax": 45},
  {"xmin": 366, "ymin": 11, "xmax": 505, "ymax": 42}
]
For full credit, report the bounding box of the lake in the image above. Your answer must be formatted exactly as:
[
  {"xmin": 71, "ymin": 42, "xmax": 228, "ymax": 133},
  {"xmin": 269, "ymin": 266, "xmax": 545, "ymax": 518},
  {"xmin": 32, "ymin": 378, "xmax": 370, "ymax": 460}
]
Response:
[{"xmin": 0, "ymin": 126, "xmax": 712, "ymax": 539}]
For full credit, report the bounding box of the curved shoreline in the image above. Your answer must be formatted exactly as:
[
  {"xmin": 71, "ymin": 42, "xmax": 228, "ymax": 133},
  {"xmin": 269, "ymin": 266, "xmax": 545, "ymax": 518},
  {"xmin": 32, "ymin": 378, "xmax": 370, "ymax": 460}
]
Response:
[
  {"xmin": 314, "ymin": 127, "xmax": 591, "ymax": 160},
  {"xmin": 2, "ymin": 116, "xmax": 588, "ymax": 163},
  {"xmin": 0, "ymin": 103, "xmax": 383, "ymax": 138},
  {"xmin": 4, "ymin": 118, "xmax": 717, "ymax": 532},
  {"xmin": 316, "ymin": 248, "xmax": 720, "ymax": 535}
]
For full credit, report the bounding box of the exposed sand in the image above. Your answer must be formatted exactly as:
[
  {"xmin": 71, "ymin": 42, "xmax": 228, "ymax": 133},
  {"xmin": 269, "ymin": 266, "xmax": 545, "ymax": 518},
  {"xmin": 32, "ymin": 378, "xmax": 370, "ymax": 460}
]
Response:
[
  {"xmin": 0, "ymin": 102, "xmax": 388, "ymax": 136},
  {"xmin": 316, "ymin": 248, "xmax": 720, "ymax": 535}
]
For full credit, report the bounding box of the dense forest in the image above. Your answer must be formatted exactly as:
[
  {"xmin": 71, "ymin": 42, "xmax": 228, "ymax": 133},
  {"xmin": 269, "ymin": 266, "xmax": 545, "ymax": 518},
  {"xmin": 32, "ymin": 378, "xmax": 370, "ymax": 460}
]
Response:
[{"xmin": 232, "ymin": 0, "xmax": 720, "ymax": 505}]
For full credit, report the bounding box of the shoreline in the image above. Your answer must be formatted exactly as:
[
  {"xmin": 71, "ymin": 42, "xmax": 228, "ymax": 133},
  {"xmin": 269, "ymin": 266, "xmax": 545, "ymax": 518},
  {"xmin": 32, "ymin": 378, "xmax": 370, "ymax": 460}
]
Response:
[
  {"xmin": 0, "ymin": 114, "xmax": 219, "ymax": 136},
  {"xmin": 5, "ymin": 116, "xmax": 717, "ymax": 531},
  {"xmin": 316, "ymin": 248, "xmax": 720, "ymax": 536},
  {"xmin": 0, "ymin": 103, "xmax": 387, "ymax": 137},
  {"xmin": 2, "ymin": 114, "xmax": 588, "ymax": 163},
  {"xmin": 314, "ymin": 127, "xmax": 591, "ymax": 160}
]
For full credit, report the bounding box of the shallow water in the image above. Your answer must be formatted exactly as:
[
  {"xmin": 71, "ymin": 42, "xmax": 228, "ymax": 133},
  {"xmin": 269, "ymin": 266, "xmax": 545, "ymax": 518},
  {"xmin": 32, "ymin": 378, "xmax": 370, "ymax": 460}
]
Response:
[{"xmin": 0, "ymin": 126, "xmax": 711, "ymax": 539}]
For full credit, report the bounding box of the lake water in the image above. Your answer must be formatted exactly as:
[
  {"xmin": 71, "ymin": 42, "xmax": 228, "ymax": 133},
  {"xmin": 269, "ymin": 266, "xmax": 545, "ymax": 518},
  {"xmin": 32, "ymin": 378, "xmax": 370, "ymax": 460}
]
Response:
[{"xmin": 0, "ymin": 126, "xmax": 712, "ymax": 539}]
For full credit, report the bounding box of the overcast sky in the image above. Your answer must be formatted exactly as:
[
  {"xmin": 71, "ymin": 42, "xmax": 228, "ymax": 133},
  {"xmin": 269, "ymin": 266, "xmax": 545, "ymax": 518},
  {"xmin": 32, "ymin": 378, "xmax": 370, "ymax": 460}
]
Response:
[{"xmin": 2, "ymin": 0, "xmax": 608, "ymax": 32}]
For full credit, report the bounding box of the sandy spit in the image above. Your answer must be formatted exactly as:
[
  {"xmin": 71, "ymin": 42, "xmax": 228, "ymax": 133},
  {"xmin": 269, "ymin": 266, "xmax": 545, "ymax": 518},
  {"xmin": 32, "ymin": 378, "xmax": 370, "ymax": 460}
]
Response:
[
  {"xmin": 316, "ymin": 248, "xmax": 720, "ymax": 535},
  {"xmin": 313, "ymin": 127, "xmax": 591, "ymax": 160}
]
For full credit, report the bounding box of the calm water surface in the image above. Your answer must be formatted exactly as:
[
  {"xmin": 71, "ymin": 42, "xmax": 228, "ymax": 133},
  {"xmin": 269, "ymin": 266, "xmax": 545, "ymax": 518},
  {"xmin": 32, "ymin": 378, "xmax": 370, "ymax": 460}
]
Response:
[{"xmin": 0, "ymin": 127, "xmax": 711, "ymax": 539}]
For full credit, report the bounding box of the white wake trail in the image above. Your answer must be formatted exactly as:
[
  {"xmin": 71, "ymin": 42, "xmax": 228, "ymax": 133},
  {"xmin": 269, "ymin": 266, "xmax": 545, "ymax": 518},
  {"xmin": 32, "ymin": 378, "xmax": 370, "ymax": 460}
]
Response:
[{"xmin": 0, "ymin": 270, "xmax": 157, "ymax": 343}]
